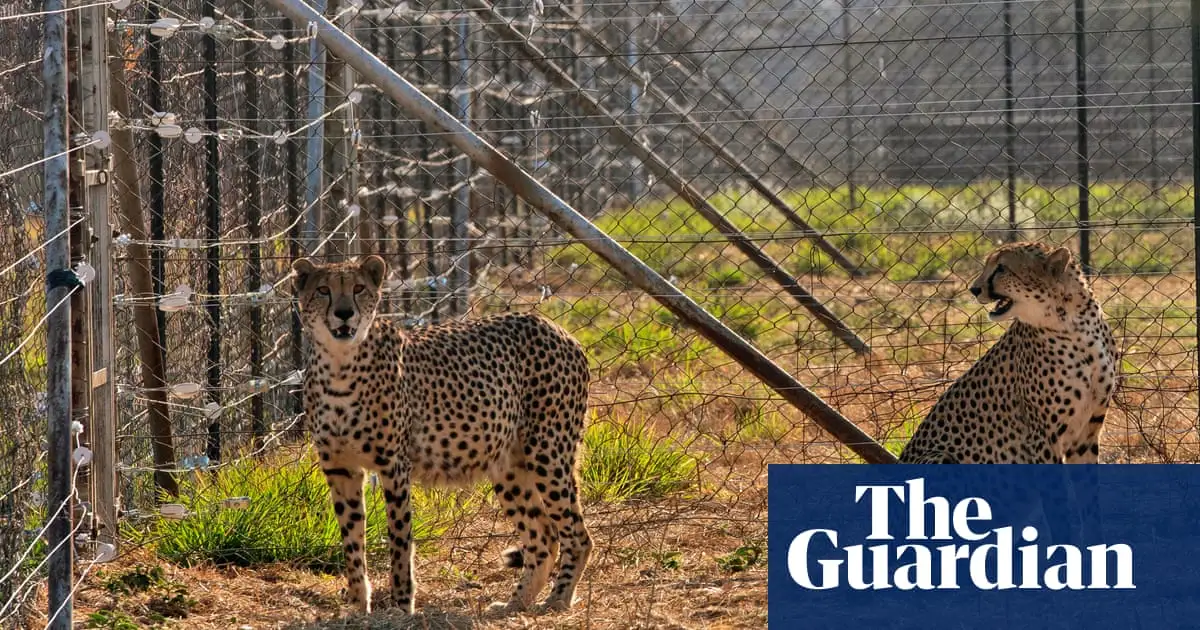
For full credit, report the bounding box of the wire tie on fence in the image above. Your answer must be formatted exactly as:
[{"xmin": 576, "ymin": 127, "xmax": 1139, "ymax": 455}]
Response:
[
  {"xmin": 46, "ymin": 268, "xmax": 82, "ymax": 291},
  {"xmin": 306, "ymin": 20, "xmax": 318, "ymax": 39}
]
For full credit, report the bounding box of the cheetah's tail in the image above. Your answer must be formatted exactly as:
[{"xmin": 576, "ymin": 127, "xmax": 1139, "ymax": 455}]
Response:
[{"xmin": 501, "ymin": 547, "xmax": 523, "ymax": 569}]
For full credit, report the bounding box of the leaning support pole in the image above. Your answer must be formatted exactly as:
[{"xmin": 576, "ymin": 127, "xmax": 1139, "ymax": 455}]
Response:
[
  {"xmin": 553, "ymin": 4, "xmax": 865, "ymax": 277},
  {"xmin": 262, "ymin": 0, "xmax": 895, "ymax": 463},
  {"xmin": 472, "ymin": 0, "xmax": 868, "ymax": 354}
]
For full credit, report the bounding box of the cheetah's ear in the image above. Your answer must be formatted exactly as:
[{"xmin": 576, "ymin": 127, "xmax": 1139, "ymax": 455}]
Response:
[
  {"xmin": 1046, "ymin": 247, "xmax": 1072, "ymax": 276},
  {"xmin": 360, "ymin": 255, "xmax": 387, "ymax": 288},
  {"xmin": 292, "ymin": 258, "xmax": 316, "ymax": 293}
]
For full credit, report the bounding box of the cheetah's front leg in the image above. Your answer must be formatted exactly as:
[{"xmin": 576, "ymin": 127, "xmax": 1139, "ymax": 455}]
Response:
[
  {"xmin": 323, "ymin": 465, "xmax": 371, "ymax": 613},
  {"xmin": 379, "ymin": 460, "xmax": 416, "ymax": 614}
]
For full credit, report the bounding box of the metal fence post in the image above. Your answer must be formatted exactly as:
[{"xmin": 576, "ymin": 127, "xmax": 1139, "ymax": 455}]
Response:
[
  {"xmin": 66, "ymin": 4, "xmax": 94, "ymax": 558},
  {"xmin": 243, "ymin": 0, "xmax": 266, "ymax": 448},
  {"xmin": 624, "ymin": 12, "xmax": 644, "ymax": 203},
  {"xmin": 284, "ymin": 21, "xmax": 305, "ymax": 427},
  {"xmin": 1191, "ymin": 0, "xmax": 1200, "ymax": 436},
  {"xmin": 203, "ymin": 0, "xmax": 223, "ymax": 463},
  {"xmin": 333, "ymin": 0, "xmax": 359, "ymax": 260},
  {"xmin": 305, "ymin": 0, "xmax": 329, "ymax": 255},
  {"xmin": 1148, "ymin": 8, "xmax": 1160, "ymax": 193},
  {"xmin": 1075, "ymin": 0, "xmax": 1091, "ymax": 273},
  {"xmin": 416, "ymin": 23, "xmax": 439, "ymax": 322},
  {"xmin": 80, "ymin": 0, "xmax": 117, "ymax": 549},
  {"xmin": 1003, "ymin": 0, "xmax": 1019, "ymax": 242},
  {"xmin": 841, "ymin": 0, "xmax": 857, "ymax": 215},
  {"xmin": 146, "ymin": 0, "xmax": 168, "ymax": 355},
  {"xmin": 450, "ymin": 12, "xmax": 472, "ymax": 316},
  {"xmin": 43, "ymin": 0, "xmax": 75, "ymax": 625}
]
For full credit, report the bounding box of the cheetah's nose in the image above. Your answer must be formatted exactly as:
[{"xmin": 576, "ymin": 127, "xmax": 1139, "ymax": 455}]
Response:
[
  {"xmin": 333, "ymin": 308, "xmax": 354, "ymax": 322},
  {"xmin": 969, "ymin": 286, "xmax": 981, "ymax": 297}
]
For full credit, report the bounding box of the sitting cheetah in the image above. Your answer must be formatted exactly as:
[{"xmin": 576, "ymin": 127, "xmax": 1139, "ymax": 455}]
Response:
[
  {"xmin": 291, "ymin": 255, "xmax": 593, "ymax": 616},
  {"xmin": 899, "ymin": 242, "xmax": 1118, "ymax": 464}
]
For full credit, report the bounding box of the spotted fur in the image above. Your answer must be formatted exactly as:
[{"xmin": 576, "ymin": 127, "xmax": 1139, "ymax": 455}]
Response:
[
  {"xmin": 899, "ymin": 242, "xmax": 1119, "ymax": 464},
  {"xmin": 292, "ymin": 255, "xmax": 593, "ymax": 616}
]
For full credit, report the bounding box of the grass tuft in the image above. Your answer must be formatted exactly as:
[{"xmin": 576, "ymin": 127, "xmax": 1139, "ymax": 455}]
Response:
[
  {"xmin": 128, "ymin": 451, "xmax": 478, "ymax": 572},
  {"xmin": 582, "ymin": 420, "xmax": 698, "ymax": 503}
]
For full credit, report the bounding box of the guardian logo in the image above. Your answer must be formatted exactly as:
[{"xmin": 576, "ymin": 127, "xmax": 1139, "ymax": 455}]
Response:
[
  {"xmin": 768, "ymin": 465, "xmax": 1200, "ymax": 629},
  {"xmin": 786, "ymin": 478, "xmax": 1134, "ymax": 591}
]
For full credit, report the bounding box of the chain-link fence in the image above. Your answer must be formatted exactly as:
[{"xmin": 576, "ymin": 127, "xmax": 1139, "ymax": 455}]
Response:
[
  {"xmin": 0, "ymin": 2, "xmax": 56, "ymax": 627},
  {"xmin": 2, "ymin": 0, "xmax": 1197, "ymax": 627}
]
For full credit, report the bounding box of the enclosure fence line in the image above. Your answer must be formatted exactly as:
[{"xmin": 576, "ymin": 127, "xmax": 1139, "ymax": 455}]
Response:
[{"xmin": 9, "ymin": 0, "xmax": 1200, "ymax": 625}]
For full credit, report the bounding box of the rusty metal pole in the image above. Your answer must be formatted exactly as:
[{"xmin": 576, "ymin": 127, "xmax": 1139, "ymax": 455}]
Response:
[{"xmin": 261, "ymin": 0, "xmax": 895, "ymax": 463}]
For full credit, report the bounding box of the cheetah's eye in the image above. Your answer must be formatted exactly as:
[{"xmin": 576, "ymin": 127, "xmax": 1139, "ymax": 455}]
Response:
[
  {"xmin": 353, "ymin": 284, "xmax": 366, "ymax": 294},
  {"xmin": 994, "ymin": 263, "xmax": 1005, "ymax": 273},
  {"xmin": 316, "ymin": 286, "xmax": 330, "ymax": 296}
]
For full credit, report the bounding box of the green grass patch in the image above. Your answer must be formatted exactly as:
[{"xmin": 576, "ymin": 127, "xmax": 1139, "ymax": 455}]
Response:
[
  {"xmin": 551, "ymin": 181, "xmax": 1193, "ymax": 290},
  {"xmin": 129, "ymin": 453, "xmax": 479, "ymax": 572},
  {"xmin": 582, "ymin": 420, "xmax": 698, "ymax": 503}
]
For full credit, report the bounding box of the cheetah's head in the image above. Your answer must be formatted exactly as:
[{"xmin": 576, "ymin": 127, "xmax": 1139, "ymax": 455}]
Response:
[
  {"xmin": 291, "ymin": 255, "xmax": 387, "ymax": 349},
  {"xmin": 969, "ymin": 242, "xmax": 1087, "ymax": 330}
]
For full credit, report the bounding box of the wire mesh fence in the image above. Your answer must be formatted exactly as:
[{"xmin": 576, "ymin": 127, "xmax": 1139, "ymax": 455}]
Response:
[
  {"xmin": 2, "ymin": 0, "xmax": 1198, "ymax": 626},
  {"xmin": 1, "ymin": 3, "xmax": 57, "ymax": 626}
]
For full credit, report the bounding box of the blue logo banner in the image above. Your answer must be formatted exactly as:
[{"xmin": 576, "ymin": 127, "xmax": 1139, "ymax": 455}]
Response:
[{"xmin": 768, "ymin": 465, "xmax": 1200, "ymax": 629}]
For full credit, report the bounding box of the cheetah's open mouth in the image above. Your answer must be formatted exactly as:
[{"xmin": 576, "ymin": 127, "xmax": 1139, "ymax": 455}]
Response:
[
  {"xmin": 988, "ymin": 295, "xmax": 1014, "ymax": 318},
  {"xmin": 331, "ymin": 325, "xmax": 354, "ymax": 339}
]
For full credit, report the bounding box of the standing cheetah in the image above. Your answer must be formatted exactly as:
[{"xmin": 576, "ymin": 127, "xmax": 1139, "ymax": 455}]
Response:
[
  {"xmin": 899, "ymin": 242, "xmax": 1119, "ymax": 464},
  {"xmin": 292, "ymin": 255, "xmax": 593, "ymax": 616}
]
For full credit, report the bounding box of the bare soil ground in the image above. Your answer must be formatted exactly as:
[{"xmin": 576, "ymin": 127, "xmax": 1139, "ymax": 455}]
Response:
[{"xmin": 56, "ymin": 495, "xmax": 767, "ymax": 629}]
